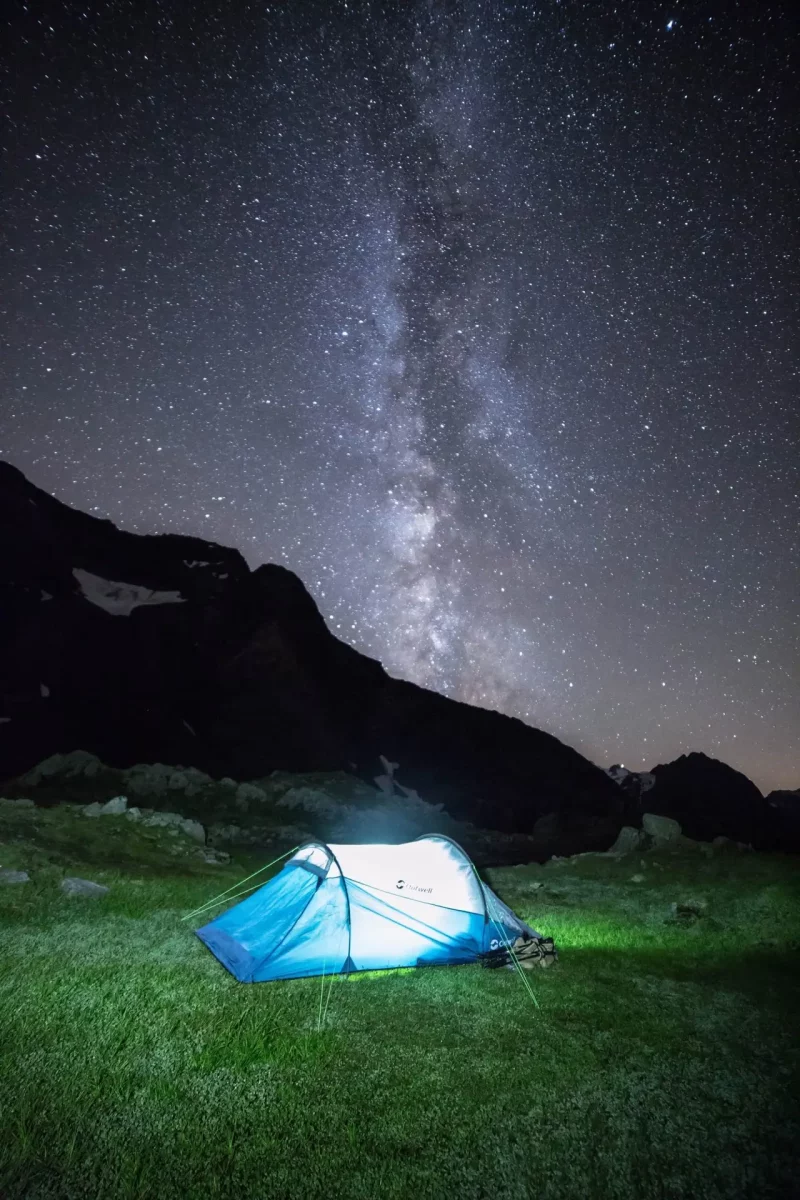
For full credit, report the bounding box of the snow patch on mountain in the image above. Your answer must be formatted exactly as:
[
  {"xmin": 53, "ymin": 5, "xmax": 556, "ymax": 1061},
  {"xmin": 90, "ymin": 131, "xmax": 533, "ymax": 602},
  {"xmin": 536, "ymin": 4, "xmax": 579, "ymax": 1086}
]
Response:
[
  {"xmin": 606, "ymin": 765, "xmax": 655, "ymax": 792},
  {"xmin": 72, "ymin": 568, "xmax": 186, "ymax": 617}
]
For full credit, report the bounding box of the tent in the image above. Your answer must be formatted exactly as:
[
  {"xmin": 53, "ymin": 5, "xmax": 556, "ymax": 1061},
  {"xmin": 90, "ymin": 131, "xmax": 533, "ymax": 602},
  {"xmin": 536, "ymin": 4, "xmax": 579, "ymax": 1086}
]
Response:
[{"xmin": 196, "ymin": 834, "xmax": 539, "ymax": 982}]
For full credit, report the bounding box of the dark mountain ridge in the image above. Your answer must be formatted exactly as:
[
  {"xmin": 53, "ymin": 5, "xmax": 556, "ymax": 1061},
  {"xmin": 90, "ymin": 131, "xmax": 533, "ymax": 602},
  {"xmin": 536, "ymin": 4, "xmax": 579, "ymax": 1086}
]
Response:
[{"xmin": 0, "ymin": 460, "xmax": 622, "ymax": 852}]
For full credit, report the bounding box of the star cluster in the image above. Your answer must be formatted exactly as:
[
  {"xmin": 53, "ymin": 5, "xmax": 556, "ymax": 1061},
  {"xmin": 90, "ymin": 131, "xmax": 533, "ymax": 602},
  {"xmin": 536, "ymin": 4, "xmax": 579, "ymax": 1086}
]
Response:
[{"xmin": 1, "ymin": 0, "xmax": 797, "ymax": 792}]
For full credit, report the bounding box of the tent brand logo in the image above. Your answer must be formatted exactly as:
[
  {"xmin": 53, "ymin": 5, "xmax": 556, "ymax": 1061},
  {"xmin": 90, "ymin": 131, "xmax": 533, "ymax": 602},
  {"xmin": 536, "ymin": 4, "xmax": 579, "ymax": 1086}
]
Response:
[{"xmin": 396, "ymin": 879, "xmax": 433, "ymax": 894}]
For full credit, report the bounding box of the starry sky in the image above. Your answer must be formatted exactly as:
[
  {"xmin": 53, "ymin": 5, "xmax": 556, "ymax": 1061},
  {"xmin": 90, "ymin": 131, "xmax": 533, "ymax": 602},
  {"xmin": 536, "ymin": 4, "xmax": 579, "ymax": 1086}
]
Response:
[{"xmin": 2, "ymin": 0, "xmax": 798, "ymax": 793}]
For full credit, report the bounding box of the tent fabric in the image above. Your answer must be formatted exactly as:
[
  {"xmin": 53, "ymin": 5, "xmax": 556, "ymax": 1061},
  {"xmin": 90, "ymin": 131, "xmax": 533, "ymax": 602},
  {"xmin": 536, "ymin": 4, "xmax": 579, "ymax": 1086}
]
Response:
[{"xmin": 196, "ymin": 834, "xmax": 538, "ymax": 982}]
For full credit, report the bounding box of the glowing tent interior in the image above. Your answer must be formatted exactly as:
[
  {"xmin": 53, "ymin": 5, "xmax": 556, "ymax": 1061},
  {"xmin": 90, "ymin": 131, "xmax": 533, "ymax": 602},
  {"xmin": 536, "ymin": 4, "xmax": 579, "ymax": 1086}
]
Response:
[{"xmin": 196, "ymin": 834, "xmax": 538, "ymax": 982}]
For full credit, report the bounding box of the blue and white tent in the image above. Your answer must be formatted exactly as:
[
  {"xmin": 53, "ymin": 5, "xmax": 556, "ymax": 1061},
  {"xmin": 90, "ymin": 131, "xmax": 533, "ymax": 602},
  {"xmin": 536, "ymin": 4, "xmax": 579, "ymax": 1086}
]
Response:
[{"xmin": 196, "ymin": 835, "xmax": 538, "ymax": 982}]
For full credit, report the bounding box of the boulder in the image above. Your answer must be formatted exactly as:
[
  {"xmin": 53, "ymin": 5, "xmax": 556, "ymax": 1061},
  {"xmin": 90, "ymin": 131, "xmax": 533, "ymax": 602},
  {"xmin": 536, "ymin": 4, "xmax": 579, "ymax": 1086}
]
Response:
[
  {"xmin": 608, "ymin": 825, "xmax": 643, "ymax": 855},
  {"xmin": 278, "ymin": 787, "xmax": 340, "ymax": 819},
  {"xmin": 125, "ymin": 806, "xmax": 142, "ymax": 820},
  {"xmin": 642, "ymin": 812, "xmax": 682, "ymax": 844},
  {"xmin": 0, "ymin": 797, "xmax": 34, "ymax": 808},
  {"xmin": 99, "ymin": 795, "xmax": 127, "ymax": 815},
  {"xmin": 0, "ymin": 868, "xmax": 30, "ymax": 884},
  {"xmin": 82, "ymin": 802, "xmax": 103, "ymax": 817},
  {"xmin": 21, "ymin": 750, "xmax": 102, "ymax": 785},
  {"xmin": 123, "ymin": 763, "xmax": 173, "ymax": 797},
  {"xmin": 235, "ymin": 782, "xmax": 268, "ymax": 810},
  {"xmin": 61, "ymin": 876, "xmax": 109, "ymax": 897},
  {"xmin": 167, "ymin": 767, "xmax": 211, "ymax": 796}
]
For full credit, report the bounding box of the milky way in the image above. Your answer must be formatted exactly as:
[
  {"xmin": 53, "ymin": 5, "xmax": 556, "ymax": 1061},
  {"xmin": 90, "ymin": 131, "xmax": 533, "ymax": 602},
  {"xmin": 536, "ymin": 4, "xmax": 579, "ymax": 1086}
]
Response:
[{"xmin": 2, "ymin": 1, "xmax": 797, "ymax": 792}]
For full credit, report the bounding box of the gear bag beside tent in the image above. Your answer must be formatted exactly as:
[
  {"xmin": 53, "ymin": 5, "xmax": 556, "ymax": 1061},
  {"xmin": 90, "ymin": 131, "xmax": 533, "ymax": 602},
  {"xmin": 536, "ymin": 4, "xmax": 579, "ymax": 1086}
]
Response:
[{"xmin": 196, "ymin": 834, "xmax": 541, "ymax": 982}]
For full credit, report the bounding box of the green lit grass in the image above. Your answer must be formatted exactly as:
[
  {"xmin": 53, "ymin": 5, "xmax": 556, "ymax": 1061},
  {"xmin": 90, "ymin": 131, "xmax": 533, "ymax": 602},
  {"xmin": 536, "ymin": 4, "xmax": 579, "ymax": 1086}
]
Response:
[{"xmin": 1, "ymin": 803, "xmax": 798, "ymax": 1199}]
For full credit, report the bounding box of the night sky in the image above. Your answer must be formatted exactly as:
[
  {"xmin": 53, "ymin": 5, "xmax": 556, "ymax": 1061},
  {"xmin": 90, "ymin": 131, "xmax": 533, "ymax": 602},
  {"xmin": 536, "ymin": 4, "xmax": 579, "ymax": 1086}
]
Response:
[{"xmin": 2, "ymin": 1, "xmax": 797, "ymax": 793}]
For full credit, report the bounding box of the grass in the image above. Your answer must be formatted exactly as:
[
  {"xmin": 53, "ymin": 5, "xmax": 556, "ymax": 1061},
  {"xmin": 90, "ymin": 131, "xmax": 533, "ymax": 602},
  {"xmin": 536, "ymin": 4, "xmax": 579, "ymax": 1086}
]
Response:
[{"xmin": 1, "ymin": 801, "xmax": 798, "ymax": 1199}]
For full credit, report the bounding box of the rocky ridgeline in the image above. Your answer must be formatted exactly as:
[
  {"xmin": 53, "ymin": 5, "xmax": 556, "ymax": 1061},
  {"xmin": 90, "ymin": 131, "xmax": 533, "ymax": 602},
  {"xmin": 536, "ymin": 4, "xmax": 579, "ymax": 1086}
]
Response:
[
  {"xmin": 2, "ymin": 749, "xmax": 786, "ymax": 877},
  {"xmin": 604, "ymin": 757, "xmax": 800, "ymax": 852}
]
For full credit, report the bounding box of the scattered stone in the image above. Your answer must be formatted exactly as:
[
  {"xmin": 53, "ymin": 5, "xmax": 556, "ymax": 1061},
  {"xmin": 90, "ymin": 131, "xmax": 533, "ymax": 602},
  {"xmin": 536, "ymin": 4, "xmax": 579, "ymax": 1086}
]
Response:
[
  {"xmin": 608, "ymin": 825, "xmax": 643, "ymax": 855},
  {"xmin": 125, "ymin": 806, "xmax": 142, "ymax": 820},
  {"xmin": 642, "ymin": 812, "xmax": 682, "ymax": 842},
  {"xmin": 142, "ymin": 811, "xmax": 205, "ymax": 842},
  {"xmin": 0, "ymin": 869, "xmax": 30, "ymax": 884},
  {"xmin": 0, "ymin": 797, "xmax": 35, "ymax": 808},
  {"xmin": 196, "ymin": 848, "xmax": 230, "ymax": 865},
  {"xmin": 630, "ymin": 874, "xmax": 646, "ymax": 883},
  {"xmin": 61, "ymin": 877, "xmax": 109, "ymax": 897},
  {"xmin": 99, "ymin": 795, "xmax": 127, "ymax": 815}
]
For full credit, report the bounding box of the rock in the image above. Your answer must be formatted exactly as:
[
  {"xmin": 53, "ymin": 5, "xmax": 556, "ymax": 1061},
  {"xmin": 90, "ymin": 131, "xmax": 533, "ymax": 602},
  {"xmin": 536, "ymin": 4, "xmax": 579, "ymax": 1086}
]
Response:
[
  {"xmin": 142, "ymin": 811, "xmax": 205, "ymax": 842},
  {"xmin": 630, "ymin": 874, "xmax": 645, "ymax": 883},
  {"xmin": 82, "ymin": 802, "xmax": 104, "ymax": 817},
  {"xmin": 125, "ymin": 806, "xmax": 142, "ymax": 820},
  {"xmin": 99, "ymin": 795, "xmax": 128, "ymax": 815},
  {"xmin": 123, "ymin": 763, "xmax": 173, "ymax": 797},
  {"xmin": 235, "ymin": 782, "xmax": 267, "ymax": 810},
  {"xmin": 0, "ymin": 868, "xmax": 30, "ymax": 884},
  {"xmin": 0, "ymin": 797, "xmax": 35, "ymax": 808},
  {"xmin": 712, "ymin": 835, "xmax": 732, "ymax": 847},
  {"xmin": 61, "ymin": 876, "xmax": 109, "ymax": 897},
  {"xmin": 642, "ymin": 812, "xmax": 681, "ymax": 842},
  {"xmin": 608, "ymin": 825, "xmax": 643, "ymax": 855},
  {"xmin": 196, "ymin": 848, "xmax": 230, "ymax": 865},
  {"xmin": 21, "ymin": 749, "xmax": 102, "ymax": 785},
  {"xmin": 220, "ymin": 777, "xmax": 237, "ymax": 789},
  {"xmin": 668, "ymin": 898, "xmax": 707, "ymax": 924},
  {"xmin": 167, "ymin": 767, "xmax": 211, "ymax": 796},
  {"xmin": 278, "ymin": 787, "xmax": 339, "ymax": 818},
  {"xmin": 208, "ymin": 822, "xmax": 244, "ymax": 844}
]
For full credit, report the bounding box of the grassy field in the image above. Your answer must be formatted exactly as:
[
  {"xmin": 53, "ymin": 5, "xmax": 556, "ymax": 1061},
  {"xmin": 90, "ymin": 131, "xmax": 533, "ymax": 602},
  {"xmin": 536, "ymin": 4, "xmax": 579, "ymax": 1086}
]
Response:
[{"xmin": 1, "ymin": 800, "xmax": 798, "ymax": 1200}]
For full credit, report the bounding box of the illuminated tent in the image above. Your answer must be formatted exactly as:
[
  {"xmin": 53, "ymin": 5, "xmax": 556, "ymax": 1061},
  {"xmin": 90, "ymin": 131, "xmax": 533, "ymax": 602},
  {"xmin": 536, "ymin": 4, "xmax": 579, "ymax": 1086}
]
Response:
[{"xmin": 196, "ymin": 834, "xmax": 538, "ymax": 982}]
